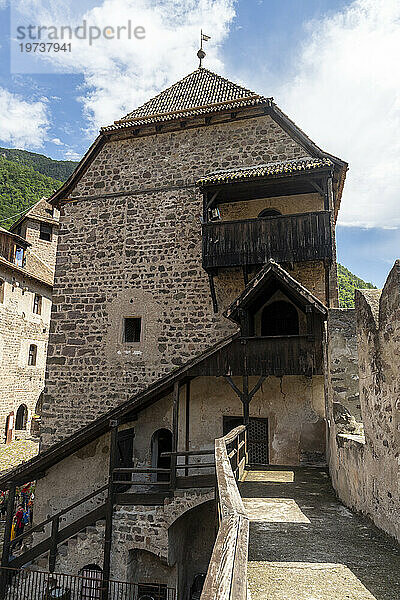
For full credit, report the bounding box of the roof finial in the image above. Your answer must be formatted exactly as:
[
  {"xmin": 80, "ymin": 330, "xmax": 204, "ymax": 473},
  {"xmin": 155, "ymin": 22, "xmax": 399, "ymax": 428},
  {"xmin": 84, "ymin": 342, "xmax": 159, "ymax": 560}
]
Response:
[{"xmin": 197, "ymin": 29, "xmax": 210, "ymax": 68}]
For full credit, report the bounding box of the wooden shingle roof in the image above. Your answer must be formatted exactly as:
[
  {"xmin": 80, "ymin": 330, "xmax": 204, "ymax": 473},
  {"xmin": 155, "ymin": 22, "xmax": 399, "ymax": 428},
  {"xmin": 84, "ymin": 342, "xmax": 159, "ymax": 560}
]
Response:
[
  {"xmin": 197, "ymin": 157, "xmax": 334, "ymax": 186},
  {"xmin": 102, "ymin": 67, "xmax": 271, "ymax": 131}
]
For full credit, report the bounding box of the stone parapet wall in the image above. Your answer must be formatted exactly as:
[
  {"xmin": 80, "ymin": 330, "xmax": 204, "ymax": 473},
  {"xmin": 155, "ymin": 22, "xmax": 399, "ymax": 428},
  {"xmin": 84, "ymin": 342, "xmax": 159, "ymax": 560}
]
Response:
[{"xmin": 327, "ymin": 262, "xmax": 400, "ymax": 543}]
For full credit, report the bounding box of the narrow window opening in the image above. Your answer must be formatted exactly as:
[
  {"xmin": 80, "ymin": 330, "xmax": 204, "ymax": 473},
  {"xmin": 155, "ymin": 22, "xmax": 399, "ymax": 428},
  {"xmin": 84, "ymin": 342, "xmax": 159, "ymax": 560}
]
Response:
[
  {"xmin": 40, "ymin": 223, "xmax": 52, "ymax": 241},
  {"xmin": 124, "ymin": 317, "xmax": 142, "ymax": 343},
  {"xmin": 0, "ymin": 280, "xmax": 4, "ymax": 303},
  {"xmin": 33, "ymin": 293, "xmax": 42, "ymax": 315},
  {"xmin": 28, "ymin": 344, "xmax": 37, "ymax": 366}
]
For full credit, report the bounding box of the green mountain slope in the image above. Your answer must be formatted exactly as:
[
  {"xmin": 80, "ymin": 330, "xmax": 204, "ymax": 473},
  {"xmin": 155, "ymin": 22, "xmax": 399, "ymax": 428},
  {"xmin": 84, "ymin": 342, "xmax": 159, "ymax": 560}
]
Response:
[
  {"xmin": 0, "ymin": 147, "xmax": 77, "ymax": 181},
  {"xmin": 337, "ymin": 264, "xmax": 376, "ymax": 308},
  {"xmin": 0, "ymin": 157, "xmax": 62, "ymax": 228}
]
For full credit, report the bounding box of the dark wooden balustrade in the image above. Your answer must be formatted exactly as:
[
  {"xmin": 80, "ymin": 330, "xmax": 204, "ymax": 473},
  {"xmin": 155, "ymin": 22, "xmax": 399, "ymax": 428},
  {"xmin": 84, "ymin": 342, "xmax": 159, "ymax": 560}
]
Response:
[
  {"xmin": 188, "ymin": 335, "xmax": 322, "ymax": 377},
  {"xmin": 202, "ymin": 211, "xmax": 332, "ymax": 270}
]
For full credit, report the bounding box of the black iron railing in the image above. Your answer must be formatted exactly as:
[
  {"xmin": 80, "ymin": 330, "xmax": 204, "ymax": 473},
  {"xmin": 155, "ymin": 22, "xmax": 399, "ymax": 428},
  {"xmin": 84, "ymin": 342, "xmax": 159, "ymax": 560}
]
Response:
[{"xmin": 0, "ymin": 566, "xmax": 176, "ymax": 600}]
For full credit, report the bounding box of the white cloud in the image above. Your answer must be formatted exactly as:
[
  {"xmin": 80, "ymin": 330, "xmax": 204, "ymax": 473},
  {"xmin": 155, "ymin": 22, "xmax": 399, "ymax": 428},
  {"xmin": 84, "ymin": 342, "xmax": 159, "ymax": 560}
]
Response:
[
  {"xmin": 276, "ymin": 0, "xmax": 400, "ymax": 228},
  {"xmin": 64, "ymin": 149, "xmax": 81, "ymax": 160},
  {"xmin": 0, "ymin": 87, "xmax": 49, "ymax": 148},
  {"xmin": 11, "ymin": 0, "xmax": 236, "ymax": 131},
  {"xmin": 51, "ymin": 137, "xmax": 64, "ymax": 145}
]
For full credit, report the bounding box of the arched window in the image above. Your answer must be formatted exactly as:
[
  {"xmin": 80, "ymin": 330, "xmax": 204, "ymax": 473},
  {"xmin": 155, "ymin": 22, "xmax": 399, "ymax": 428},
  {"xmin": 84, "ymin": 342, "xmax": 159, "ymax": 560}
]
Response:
[
  {"xmin": 80, "ymin": 564, "xmax": 102, "ymax": 600},
  {"xmin": 151, "ymin": 429, "xmax": 172, "ymax": 482},
  {"xmin": 15, "ymin": 404, "xmax": 28, "ymax": 430},
  {"xmin": 258, "ymin": 208, "xmax": 281, "ymax": 218},
  {"xmin": 261, "ymin": 301, "xmax": 299, "ymax": 336}
]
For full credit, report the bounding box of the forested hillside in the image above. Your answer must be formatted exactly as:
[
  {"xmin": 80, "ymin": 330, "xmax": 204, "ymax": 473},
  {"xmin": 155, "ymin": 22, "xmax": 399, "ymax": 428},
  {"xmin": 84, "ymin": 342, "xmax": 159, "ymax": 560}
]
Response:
[
  {"xmin": 0, "ymin": 157, "xmax": 62, "ymax": 227},
  {"xmin": 0, "ymin": 147, "xmax": 77, "ymax": 181},
  {"xmin": 337, "ymin": 264, "xmax": 376, "ymax": 308}
]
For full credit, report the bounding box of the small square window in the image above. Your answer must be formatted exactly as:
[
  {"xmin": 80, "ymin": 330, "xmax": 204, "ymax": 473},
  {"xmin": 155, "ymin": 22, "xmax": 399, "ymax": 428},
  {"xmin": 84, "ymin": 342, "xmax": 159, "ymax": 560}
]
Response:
[
  {"xmin": 33, "ymin": 293, "xmax": 42, "ymax": 315},
  {"xmin": 40, "ymin": 223, "xmax": 52, "ymax": 241},
  {"xmin": 124, "ymin": 317, "xmax": 142, "ymax": 343},
  {"xmin": 28, "ymin": 344, "xmax": 37, "ymax": 366}
]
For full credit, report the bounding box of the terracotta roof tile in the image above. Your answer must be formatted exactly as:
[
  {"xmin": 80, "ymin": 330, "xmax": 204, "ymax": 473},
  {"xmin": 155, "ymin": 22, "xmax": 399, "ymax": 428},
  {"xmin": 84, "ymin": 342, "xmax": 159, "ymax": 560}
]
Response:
[{"xmin": 197, "ymin": 157, "xmax": 334, "ymax": 186}]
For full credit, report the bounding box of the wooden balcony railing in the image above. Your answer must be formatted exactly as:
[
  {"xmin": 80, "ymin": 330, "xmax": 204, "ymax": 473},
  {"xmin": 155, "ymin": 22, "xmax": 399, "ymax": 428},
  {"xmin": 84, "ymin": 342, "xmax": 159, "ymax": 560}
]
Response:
[
  {"xmin": 202, "ymin": 211, "xmax": 332, "ymax": 269},
  {"xmin": 200, "ymin": 425, "xmax": 249, "ymax": 600},
  {"xmin": 188, "ymin": 335, "xmax": 322, "ymax": 377}
]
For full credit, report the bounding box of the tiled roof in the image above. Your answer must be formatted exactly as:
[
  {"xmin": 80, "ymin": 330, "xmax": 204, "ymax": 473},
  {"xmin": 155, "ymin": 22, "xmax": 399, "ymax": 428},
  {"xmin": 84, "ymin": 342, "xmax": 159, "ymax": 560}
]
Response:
[
  {"xmin": 197, "ymin": 157, "xmax": 334, "ymax": 186},
  {"xmin": 10, "ymin": 198, "xmax": 59, "ymax": 232},
  {"xmin": 0, "ymin": 253, "xmax": 53, "ymax": 287},
  {"xmin": 24, "ymin": 251, "xmax": 54, "ymax": 286},
  {"xmin": 101, "ymin": 68, "xmax": 271, "ymax": 131}
]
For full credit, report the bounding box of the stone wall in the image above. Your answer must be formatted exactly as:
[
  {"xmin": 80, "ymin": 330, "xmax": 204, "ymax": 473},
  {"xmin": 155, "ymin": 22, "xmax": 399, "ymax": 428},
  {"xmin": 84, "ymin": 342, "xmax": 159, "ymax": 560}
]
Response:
[
  {"xmin": 327, "ymin": 261, "xmax": 400, "ymax": 543},
  {"xmin": 43, "ymin": 112, "xmax": 326, "ymax": 446},
  {"xmin": 24, "ymin": 219, "xmax": 59, "ymax": 274},
  {"xmin": 327, "ymin": 309, "xmax": 360, "ymax": 420},
  {"xmin": 0, "ymin": 267, "xmax": 51, "ymax": 440}
]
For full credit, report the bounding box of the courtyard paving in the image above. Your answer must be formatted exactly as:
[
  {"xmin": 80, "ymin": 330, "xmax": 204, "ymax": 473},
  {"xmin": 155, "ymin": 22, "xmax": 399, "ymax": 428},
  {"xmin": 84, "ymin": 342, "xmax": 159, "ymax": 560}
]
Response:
[
  {"xmin": 0, "ymin": 440, "xmax": 39, "ymax": 475},
  {"xmin": 241, "ymin": 468, "xmax": 400, "ymax": 600}
]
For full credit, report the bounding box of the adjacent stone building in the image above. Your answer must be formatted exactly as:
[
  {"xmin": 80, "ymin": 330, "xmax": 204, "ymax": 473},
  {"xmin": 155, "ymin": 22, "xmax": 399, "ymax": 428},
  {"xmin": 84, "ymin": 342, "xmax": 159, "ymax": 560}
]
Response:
[{"xmin": 0, "ymin": 199, "xmax": 59, "ymax": 442}]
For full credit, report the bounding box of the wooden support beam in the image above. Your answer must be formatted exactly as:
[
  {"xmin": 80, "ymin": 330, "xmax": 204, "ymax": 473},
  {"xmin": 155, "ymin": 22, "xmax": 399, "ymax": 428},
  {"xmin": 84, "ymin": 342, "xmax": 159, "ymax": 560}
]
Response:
[
  {"xmin": 306, "ymin": 305, "xmax": 314, "ymax": 341},
  {"xmin": 170, "ymin": 382, "xmax": 180, "ymax": 492},
  {"xmin": 0, "ymin": 482, "xmax": 16, "ymax": 568},
  {"xmin": 224, "ymin": 375, "xmax": 243, "ymax": 400},
  {"xmin": 248, "ymin": 376, "xmax": 267, "ymax": 401},
  {"xmin": 242, "ymin": 265, "xmax": 249, "ymax": 286},
  {"xmin": 102, "ymin": 420, "xmax": 118, "ymax": 600},
  {"xmin": 185, "ymin": 381, "xmax": 190, "ymax": 477},
  {"xmin": 208, "ymin": 272, "xmax": 218, "ymax": 313},
  {"xmin": 48, "ymin": 515, "xmax": 60, "ymax": 573}
]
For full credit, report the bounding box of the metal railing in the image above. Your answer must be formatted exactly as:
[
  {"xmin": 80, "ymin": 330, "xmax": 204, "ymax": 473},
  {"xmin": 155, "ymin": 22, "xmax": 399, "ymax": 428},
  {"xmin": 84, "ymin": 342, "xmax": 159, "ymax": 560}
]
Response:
[
  {"xmin": 0, "ymin": 566, "xmax": 176, "ymax": 600},
  {"xmin": 200, "ymin": 426, "xmax": 249, "ymax": 600}
]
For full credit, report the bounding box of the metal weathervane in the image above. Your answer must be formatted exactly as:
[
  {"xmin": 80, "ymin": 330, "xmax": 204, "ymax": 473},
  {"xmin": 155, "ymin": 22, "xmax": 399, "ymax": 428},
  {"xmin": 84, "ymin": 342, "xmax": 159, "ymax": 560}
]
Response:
[{"xmin": 197, "ymin": 30, "xmax": 211, "ymax": 67}]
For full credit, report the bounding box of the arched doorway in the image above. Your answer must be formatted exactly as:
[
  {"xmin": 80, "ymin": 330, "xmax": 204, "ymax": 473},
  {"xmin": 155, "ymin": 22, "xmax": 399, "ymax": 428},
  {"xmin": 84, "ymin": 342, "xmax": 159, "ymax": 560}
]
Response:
[
  {"xmin": 15, "ymin": 405, "xmax": 28, "ymax": 430},
  {"xmin": 151, "ymin": 429, "xmax": 172, "ymax": 482},
  {"xmin": 80, "ymin": 564, "xmax": 102, "ymax": 600},
  {"xmin": 261, "ymin": 300, "xmax": 299, "ymax": 336}
]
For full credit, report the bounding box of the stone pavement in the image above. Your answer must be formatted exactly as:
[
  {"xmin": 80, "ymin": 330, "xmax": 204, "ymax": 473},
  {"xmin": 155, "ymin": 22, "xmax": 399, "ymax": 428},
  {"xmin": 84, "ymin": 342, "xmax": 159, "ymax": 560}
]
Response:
[
  {"xmin": 0, "ymin": 440, "xmax": 39, "ymax": 475},
  {"xmin": 240, "ymin": 468, "xmax": 400, "ymax": 600}
]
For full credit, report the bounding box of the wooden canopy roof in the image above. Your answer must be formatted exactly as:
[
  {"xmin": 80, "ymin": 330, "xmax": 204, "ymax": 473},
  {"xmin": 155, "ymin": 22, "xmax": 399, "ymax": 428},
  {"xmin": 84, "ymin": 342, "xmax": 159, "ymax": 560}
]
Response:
[{"xmin": 224, "ymin": 260, "xmax": 328, "ymax": 325}]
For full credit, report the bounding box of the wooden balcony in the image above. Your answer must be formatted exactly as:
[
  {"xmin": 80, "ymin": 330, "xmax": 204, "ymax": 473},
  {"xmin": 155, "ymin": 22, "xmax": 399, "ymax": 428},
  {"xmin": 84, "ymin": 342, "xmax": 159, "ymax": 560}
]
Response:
[
  {"xmin": 188, "ymin": 335, "xmax": 323, "ymax": 378},
  {"xmin": 202, "ymin": 211, "xmax": 332, "ymax": 270}
]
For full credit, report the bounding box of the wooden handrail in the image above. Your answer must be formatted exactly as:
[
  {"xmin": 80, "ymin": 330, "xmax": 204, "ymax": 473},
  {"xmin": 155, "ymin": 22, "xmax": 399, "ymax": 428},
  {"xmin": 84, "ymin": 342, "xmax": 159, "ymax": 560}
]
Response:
[
  {"xmin": 200, "ymin": 425, "xmax": 249, "ymax": 600},
  {"xmin": 10, "ymin": 483, "xmax": 108, "ymax": 547}
]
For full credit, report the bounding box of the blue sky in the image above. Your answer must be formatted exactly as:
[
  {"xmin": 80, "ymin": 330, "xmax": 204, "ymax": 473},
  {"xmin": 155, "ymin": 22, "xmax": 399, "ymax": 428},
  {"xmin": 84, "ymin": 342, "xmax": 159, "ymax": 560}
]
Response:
[{"xmin": 0, "ymin": 0, "xmax": 399, "ymax": 286}]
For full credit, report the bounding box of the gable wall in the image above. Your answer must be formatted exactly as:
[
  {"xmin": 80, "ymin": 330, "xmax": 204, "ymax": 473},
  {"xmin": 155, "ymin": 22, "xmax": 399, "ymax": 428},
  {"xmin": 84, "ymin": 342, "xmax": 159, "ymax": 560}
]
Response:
[{"xmin": 43, "ymin": 113, "xmax": 319, "ymax": 446}]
